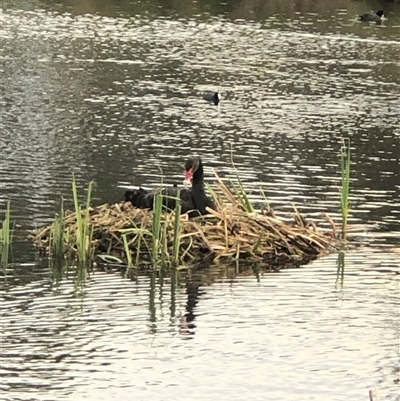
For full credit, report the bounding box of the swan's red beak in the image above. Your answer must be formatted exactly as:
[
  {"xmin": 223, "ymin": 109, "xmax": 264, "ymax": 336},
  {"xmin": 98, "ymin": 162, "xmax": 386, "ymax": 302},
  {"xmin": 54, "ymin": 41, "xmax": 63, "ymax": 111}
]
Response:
[
  {"xmin": 183, "ymin": 168, "xmax": 193, "ymax": 186},
  {"xmin": 185, "ymin": 169, "xmax": 193, "ymax": 181}
]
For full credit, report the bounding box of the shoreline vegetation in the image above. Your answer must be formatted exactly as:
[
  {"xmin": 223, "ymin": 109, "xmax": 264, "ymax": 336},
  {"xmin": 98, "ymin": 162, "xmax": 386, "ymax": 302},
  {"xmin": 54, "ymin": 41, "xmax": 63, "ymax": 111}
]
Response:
[{"xmin": 32, "ymin": 171, "xmax": 340, "ymax": 272}]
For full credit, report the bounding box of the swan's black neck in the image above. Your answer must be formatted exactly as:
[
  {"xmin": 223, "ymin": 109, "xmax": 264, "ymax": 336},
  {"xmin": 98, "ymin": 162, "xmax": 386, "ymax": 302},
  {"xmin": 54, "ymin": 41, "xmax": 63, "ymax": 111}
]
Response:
[
  {"xmin": 189, "ymin": 160, "xmax": 215, "ymax": 215},
  {"xmin": 192, "ymin": 161, "xmax": 204, "ymax": 188}
]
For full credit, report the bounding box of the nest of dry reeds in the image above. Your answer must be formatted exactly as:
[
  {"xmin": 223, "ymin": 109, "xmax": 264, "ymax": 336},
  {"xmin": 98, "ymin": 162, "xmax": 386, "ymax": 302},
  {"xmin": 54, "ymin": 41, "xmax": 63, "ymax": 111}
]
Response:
[{"xmin": 32, "ymin": 177, "xmax": 339, "ymax": 270}]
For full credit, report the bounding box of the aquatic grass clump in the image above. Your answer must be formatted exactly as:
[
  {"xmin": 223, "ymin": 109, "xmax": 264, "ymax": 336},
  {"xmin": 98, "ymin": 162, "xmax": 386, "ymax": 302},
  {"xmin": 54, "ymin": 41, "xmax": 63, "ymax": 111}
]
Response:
[
  {"xmin": 36, "ymin": 177, "xmax": 95, "ymax": 270},
  {"xmin": 118, "ymin": 192, "xmax": 185, "ymax": 271},
  {"xmin": 32, "ymin": 173, "xmax": 338, "ymax": 271},
  {"xmin": 0, "ymin": 201, "xmax": 12, "ymax": 266}
]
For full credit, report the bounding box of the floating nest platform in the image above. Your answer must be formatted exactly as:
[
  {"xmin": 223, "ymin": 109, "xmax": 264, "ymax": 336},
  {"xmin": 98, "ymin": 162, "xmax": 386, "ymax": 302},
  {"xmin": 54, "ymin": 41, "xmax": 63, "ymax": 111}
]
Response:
[{"xmin": 32, "ymin": 181, "xmax": 339, "ymax": 270}]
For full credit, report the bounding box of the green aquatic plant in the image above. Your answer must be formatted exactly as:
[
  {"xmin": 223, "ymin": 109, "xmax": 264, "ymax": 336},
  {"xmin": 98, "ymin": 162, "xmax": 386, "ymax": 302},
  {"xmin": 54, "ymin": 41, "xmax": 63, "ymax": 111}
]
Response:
[
  {"xmin": 229, "ymin": 150, "xmax": 255, "ymax": 213},
  {"xmin": 122, "ymin": 234, "xmax": 134, "ymax": 271},
  {"xmin": 0, "ymin": 201, "xmax": 12, "ymax": 266},
  {"xmin": 119, "ymin": 227, "xmax": 151, "ymax": 268},
  {"xmin": 171, "ymin": 191, "xmax": 182, "ymax": 266},
  {"xmin": 205, "ymin": 182, "xmax": 222, "ymax": 211},
  {"xmin": 340, "ymin": 138, "xmax": 351, "ymax": 239},
  {"xmin": 151, "ymin": 193, "xmax": 186, "ymax": 269},
  {"xmin": 151, "ymin": 193, "xmax": 163, "ymax": 267},
  {"xmin": 119, "ymin": 193, "xmax": 188, "ymax": 270},
  {"xmin": 71, "ymin": 175, "xmax": 94, "ymax": 267}
]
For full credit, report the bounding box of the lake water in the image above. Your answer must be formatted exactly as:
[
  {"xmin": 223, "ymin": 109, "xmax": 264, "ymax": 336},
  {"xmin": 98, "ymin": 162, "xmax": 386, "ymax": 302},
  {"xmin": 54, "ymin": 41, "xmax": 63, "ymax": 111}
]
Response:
[{"xmin": 1, "ymin": 0, "xmax": 399, "ymax": 400}]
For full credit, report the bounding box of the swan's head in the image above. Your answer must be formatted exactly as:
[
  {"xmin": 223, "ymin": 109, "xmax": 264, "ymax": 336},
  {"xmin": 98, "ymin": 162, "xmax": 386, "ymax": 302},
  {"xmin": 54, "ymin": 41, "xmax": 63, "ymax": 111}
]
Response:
[{"xmin": 183, "ymin": 157, "xmax": 202, "ymax": 186}]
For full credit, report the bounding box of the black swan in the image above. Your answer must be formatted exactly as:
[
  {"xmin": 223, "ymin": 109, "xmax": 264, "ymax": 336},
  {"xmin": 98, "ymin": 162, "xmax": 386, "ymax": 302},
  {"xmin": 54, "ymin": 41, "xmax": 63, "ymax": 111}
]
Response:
[
  {"xmin": 360, "ymin": 10, "xmax": 384, "ymax": 23},
  {"xmin": 124, "ymin": 157, "xmax": 216, "ymax": 218},
  {"xmin": 202, "ymin": 91, "xmax": 219, "ymax": 106}
]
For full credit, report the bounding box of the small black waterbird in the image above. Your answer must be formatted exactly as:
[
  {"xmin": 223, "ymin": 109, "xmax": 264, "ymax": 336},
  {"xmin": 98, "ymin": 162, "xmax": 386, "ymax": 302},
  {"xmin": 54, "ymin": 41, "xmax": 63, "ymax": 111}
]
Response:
[
  {"xmin": 202, "ymin": 91, "xmax": 220, "ymax": 105},
  {"xmin": 360, "ymin": 10, "xmax": 384, "ymax": 23}
]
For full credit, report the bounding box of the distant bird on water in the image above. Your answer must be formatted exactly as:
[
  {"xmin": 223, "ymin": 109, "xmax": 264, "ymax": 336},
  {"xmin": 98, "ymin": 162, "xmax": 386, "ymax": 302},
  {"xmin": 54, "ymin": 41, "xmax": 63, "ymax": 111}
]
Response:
[
  {"xmin": 203, "ymin": 91, "xmax": 220, "ymax": 106},
  {"xmin": 360, "ymin": 10, "xmax": 384, "ymax": 23}
]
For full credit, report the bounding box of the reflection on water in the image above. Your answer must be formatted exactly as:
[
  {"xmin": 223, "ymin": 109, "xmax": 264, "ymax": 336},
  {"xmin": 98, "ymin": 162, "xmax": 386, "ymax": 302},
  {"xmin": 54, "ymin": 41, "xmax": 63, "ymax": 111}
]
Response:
[
  {"xmin": 0, "ymin": 251, "xmax": 399, "ymax": 400},
  {"xmin": 1, "ymin": 1, "xmax": 399, "ymax": 400}
]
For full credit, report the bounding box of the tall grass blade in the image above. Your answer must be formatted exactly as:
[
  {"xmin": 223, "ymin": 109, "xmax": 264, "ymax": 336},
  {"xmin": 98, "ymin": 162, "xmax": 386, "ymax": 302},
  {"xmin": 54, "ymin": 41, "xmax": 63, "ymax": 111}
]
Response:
[
  {"xmin": 252, "ymin": 230, "xmax": 264, "ymax": 254},
  {"xmin": 205, "ymin": 182, "xmax": 222, "ymax": 210},
  {"xmin": 171, "ymin": 191, "xmax": 181, "ymax": 266},
  {"xmin": 231, "ymin": 181, "xmax": 254, "ymax": 213},
  {"xmin": 135, "ymin": 232, "xmax": 142, "ymax": 267},
  {"xmin": 228, "ymin": 148, "xmax": 254, "ymax": 213},
  {"xmin": 72, "ymin": 175, "xmax": 94, "ymax": 269},
  {"xmin": 340, "ymin": 139, "xmax": 351, "ymax": 239},
  {"xmin": 180, "ymin": 235, "xmax": 194, "ymax": 261},
  {"xmin": 122, "ymin": 234, "xmax": 133, "ymax": 270},
  {"xmin": 151, "ymin": 193, "xmax": 163, "ymax": 268},
  {"xmin": 0, "ymin": 201, "xmax": 12, "ymax": 266},
  {"xmin": 160, "ymin": 220, "xmax": 168, "ymax": 268}
]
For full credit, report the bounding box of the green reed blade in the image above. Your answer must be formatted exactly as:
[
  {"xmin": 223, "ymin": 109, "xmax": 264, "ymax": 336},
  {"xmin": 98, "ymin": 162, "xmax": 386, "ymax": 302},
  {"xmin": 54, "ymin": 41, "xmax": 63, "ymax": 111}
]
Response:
[
  {"xmin": 252, "ymin": 230, "xmax": 264, "ymax": 254},
  {"xmin": 71, "ymin": 175, "xmax": 94, "ymax": 265},
  {"xmin": 161, "ymin": 220, "xmax": 168, "ymax": 268},
  {"xmin": 205, "ymin": 182, "xmax": 220, "ymax": 207},
  {"xmin": 180, "ymin": 235, "xmax": 194, "ymax": 260},
  {"xmin": 171, "ymin": 191, "xmax": 181, "ymax": 265},
  {"xmin": 135, "ymin": 232, "xmax": 142, "ymax": 268},
  {"xmin": 122, "ymin": 234, "xmax": 133, "ymax": 269},
  {"xmin": 72, "ymin": 174, "xmax": 83, "ymax": 256},
  {"xmin": 340, "ymin": 138, "xmax": 351, "ymax": 239},
  {"xmin": 230, "ymin": 181, "xmax": 254, "ymax": 213},
  {"xmin": 1, "ymin": 202, "xmax": 11, "ymax": 243},
  {"xmin": 152, "ymin": 193, "xmax": 163, "ymax": 266},
  {"xmin": 260, "ymin": 187, "xmax": 269, "ymax": 205},
  {"xmin": 84, "ymin": 181, "xmax": 93, "ymax": 246},
  {"xmin": 84, "ymin": 181, "xmax": 93, "ymax": 262},
  {"xmin": 119, "ymin": 227, "xmax": 152, "ymax": 266},
  {"xmin": 1, "ymin": 201, "xmax": 11, "ymax": 266},
  {"xmin": 228, "ymin": 147, "xmax": 255, "ymax": 213}
]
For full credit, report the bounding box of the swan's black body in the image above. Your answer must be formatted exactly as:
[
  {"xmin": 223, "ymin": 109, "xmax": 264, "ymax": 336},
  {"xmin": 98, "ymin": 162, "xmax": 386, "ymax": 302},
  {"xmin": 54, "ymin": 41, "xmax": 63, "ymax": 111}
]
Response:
[{"xmin": 124, "ymin": 157, "xmax": 216, "ymax": 218}]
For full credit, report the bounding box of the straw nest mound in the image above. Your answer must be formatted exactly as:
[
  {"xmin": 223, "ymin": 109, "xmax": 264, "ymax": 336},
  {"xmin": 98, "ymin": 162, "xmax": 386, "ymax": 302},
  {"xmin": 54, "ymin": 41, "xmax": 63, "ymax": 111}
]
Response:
[{"xmin": 33, "ymin": 182, "xmax": 338, "ymax": 270}]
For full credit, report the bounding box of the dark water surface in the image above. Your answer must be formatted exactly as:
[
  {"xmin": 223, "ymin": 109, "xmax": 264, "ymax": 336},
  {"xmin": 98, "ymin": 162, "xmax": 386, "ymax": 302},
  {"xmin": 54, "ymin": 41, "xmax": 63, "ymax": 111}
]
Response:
[{"xmin": 1, "ymin": 0, "xmax": 399, "ymax": 399}]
